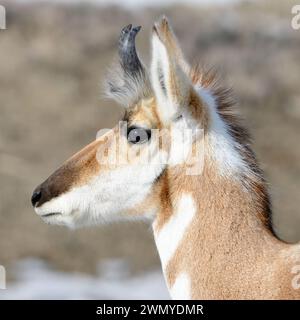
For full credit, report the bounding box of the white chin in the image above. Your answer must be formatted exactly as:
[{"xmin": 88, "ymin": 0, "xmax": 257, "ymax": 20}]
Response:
[
  {"xmin": 35, "ymin": 204, "xmax": 94, "ymax": 228},
  {"xmin": 34, "ymin": 203, "xmax": 77, "ymax": 228},
  {"xmin": 38, "ymin": 211, "xmax": 76, "ymax": 228}
]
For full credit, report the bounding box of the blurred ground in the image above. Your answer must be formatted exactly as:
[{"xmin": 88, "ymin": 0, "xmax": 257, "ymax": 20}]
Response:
[
  {"xmin": 0, "ymin": 0, "xmax": 299, "ymax": 291},
  {"xmin": 1, "ymin": 259, "xmax": 169, "ymax": 299}
]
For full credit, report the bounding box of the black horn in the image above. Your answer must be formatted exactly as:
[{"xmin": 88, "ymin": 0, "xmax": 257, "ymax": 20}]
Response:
[
  {"xmin": 105, "ymin": 24, "xmax": 151, "ymax": 107},
  {"xmin": 118, "ymin": 24, "xmax": 145, "ymax": 76}
]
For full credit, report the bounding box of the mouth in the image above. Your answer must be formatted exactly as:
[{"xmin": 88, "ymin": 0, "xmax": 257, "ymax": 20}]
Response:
[{"xmin": 40, "ymin": 212, "xmax": 62, "ymax": 218}]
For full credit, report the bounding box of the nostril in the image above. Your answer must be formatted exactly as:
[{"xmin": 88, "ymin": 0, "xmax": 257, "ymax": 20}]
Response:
[{"xmin": 31, "ymin": 190, "xmax": 42, "ymax": 207}]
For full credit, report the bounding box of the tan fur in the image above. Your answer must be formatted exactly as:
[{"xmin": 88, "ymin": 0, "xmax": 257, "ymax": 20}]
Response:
[
  {"xmin": 152, "ymin": 18, "xmax": 300, "ymax": 299},
  {"xmin": 35, "ymin": 139, "xmax": 102, "ymax": 205},
  {"xmin": 124, "ymin": 98, "xmax": 161, "ymax": 129},
  {"xmin": 156, "ymin": 160, "xmax": 300, "ymax": 299},
  {"xmin": 34, "ymin": 17, "xmax": 300, "ymax": 299}
]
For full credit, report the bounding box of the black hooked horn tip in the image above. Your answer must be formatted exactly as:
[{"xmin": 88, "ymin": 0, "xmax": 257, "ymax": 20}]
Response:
[
  {"xmin": 118, "ymin": 24, "xmax": 143, "ymax": 74},
  {"xmin": 119, "ymin": 24, "xmax": 141, "ymax": 48}
]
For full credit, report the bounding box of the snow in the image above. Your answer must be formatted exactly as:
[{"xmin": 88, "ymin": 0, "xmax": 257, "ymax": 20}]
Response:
[{"xmin": 0, "ymin": 259, "xmax": 169, "ymax": 300}]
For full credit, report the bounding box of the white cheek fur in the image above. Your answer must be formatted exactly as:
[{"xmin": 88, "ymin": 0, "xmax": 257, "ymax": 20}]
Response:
[{"xmin": 35, "ymin": 155, "xmax": 166, "ymax": 228}]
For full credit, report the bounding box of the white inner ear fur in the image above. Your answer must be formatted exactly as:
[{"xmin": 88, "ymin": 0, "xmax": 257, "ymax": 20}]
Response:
[
  {"xmin": 151, "ymin": 34, "xmax": 173, "ymax": 123},
  {"xmin": 151, "ymin": 33, "xmax": 190, "ymax": 125}
]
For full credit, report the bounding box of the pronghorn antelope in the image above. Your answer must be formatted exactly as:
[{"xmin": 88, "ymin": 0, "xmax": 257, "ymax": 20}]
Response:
[{"xmin": 31, "ymin": 18, "xmax": 300, "ymax": 300}]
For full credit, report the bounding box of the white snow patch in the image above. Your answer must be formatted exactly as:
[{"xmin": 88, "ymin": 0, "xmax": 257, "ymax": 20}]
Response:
[{"xmin": 0, "ymin": 259, "xmax": 169, "ymax": 300}]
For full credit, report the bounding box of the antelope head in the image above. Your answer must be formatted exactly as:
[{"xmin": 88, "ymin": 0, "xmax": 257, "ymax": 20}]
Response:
[{"xmin": 31, "ymin": 18, "xmax": 205, "ymax": 228}]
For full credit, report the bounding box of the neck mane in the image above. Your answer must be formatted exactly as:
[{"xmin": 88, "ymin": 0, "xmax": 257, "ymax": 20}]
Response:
[
  {"xmin": 152, "ymin": 67, "xmax": 282, "ymax": 299},
  {"xmin": 196, "ymin": 67, "xmax": 274, "ymax": 235}
]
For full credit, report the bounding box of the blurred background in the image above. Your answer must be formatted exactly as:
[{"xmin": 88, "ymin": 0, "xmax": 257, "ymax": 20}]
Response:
[{"xmin": 0, "ymin": 0, "xmax": 299, "ymax": 299}]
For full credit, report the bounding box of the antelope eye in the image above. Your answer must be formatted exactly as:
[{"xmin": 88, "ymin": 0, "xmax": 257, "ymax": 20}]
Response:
[{"xmin": 127, "ymin": 126, "xmax": 151, "ymax": 144}]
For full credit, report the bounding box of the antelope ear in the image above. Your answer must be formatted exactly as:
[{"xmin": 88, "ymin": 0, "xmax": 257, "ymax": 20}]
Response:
[{"xmin": 150, "ymin": 17, "xmax": 192, "ymax": 124}]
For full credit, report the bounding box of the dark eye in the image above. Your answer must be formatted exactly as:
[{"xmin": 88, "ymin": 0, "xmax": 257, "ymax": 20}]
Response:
[{"xmin": 127, "ymin": 126, "xmax": 151, "ymax": 144}]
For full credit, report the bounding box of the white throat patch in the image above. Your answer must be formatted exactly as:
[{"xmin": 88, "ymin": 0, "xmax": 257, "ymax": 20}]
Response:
[
  {"xmin": 169, "ymin": 272, "xmax": 191, "ymax": 300},
  {"xmin": 153, "ymin": 193, "xmax": 196, "ymax": 270}
]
